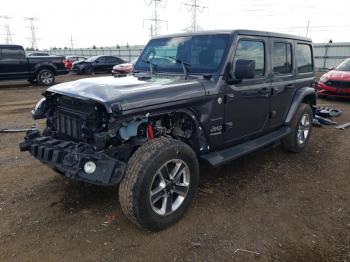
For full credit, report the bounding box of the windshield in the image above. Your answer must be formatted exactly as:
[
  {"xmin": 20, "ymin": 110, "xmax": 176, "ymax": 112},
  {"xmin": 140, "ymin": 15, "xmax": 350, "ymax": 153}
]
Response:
[
  {"xmin": 336, "ymin": 59, "xmax": 350, "ymax": 71},
  {"xmin": 86, "ymin": 56, "xmax": 99, "ymax": 62},
  {"xmin": 134, "ymin": 34, "xmax": 231, "ymax": 74}
]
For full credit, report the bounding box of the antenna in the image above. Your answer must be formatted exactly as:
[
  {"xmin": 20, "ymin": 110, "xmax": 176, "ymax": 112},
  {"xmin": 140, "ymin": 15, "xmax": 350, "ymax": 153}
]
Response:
[
  {"xmin": 24, "ymin": 17, "xmax": 39, "ymax": 50},
  {"xmin": 70, "ymin": 35, "xmax": 74, "ymax": 49},
  {"xmin": 306, "ymin": 20, "xmax": 310, "ymax": 37},
  {"xmin": 182, "ymin": 0, "xmax": 207, "ymax": 32},
  {"xmin": 143, "ymin": 0, "xmax": 168, "ymax": 37},
  {"xmin": 0, "ymin": 15, "xmax": 13, "ymax": 44}
]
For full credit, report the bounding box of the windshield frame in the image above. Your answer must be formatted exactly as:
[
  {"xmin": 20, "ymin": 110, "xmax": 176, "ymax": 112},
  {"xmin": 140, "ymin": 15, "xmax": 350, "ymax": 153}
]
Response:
[{"xmin": 134, "ymin": 33, "xmax": 233, "ymax": 76}]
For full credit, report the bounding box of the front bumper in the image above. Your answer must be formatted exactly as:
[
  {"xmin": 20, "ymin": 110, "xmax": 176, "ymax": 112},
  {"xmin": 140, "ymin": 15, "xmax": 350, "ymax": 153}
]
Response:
[
  {"xmin": 19, "ymin": 129, "xmax": 126, "ymax": 186},
  {"xmin": 317, "ymin": 82, "xmax": 350, "ymax": 98}
]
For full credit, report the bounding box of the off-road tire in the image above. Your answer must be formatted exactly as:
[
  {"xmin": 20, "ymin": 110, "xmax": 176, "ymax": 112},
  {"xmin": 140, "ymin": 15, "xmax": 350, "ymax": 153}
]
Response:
[
  {"xmin": 282, "ymin": 103, "xmax": 313, "ymax": 153},
  {"xmin": 36, "ymin": 69, "xmax": 55, "ymax": 86},
  {"xmin": 119, "ymin": 137, "xmax": 199, "ymax": 231}
]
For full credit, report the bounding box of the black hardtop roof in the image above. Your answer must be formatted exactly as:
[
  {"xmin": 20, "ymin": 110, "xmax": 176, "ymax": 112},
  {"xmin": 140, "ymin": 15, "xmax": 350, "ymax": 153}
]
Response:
[
  {"xmin": 0, "ymin": 44, "xmax": 24, "ymax": 48},
  {"xmin": 152, "ymin": 29, "xmax": 312, "ymax": 42}
]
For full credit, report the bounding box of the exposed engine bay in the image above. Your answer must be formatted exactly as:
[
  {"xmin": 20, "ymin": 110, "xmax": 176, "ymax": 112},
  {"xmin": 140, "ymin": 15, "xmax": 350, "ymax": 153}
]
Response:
[{"xmin": 39, "ymin": 93, "xmax": 196, "ymax": 160}]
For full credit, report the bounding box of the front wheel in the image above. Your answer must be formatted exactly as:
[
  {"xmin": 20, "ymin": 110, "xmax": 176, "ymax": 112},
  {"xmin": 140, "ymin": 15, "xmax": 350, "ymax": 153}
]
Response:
[
  {"xmin": 282, "ymin": 103, "xmax": 313, "ymax": 153},
  {"xmin": 119, "ymin": 137, "xmax": 199, "ymax": 231},
  {"xmin": 37, "ymin": 69, "xmax": 55, "ymax": 86}
]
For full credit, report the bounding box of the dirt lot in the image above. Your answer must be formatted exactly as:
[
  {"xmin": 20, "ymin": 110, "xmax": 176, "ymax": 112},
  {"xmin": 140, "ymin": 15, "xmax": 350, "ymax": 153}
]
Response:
[{"xmin": 0, "ymin": 74, "xmax": 349, "ymax": 262}]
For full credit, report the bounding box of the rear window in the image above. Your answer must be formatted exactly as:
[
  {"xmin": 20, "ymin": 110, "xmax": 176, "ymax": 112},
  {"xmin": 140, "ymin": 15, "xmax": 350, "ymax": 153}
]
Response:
[
  {"xmin": 296, "ymin": 44, "xmax": 313, "ymax": 73},
  {"xmin": 106, "ymin": 57, "xmax": 122, "ymax": 64},
  {"xmin": 272, "ymin": 42, "xmax": 292, "ymax": 74},
  {"xmin": 0, "ymin": 47, "xmax": 26, "ymax": 59}
]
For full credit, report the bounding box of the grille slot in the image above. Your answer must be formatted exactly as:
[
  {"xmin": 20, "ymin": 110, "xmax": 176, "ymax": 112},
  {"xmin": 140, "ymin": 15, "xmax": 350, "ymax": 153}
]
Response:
[
  {"xmin": 325, "ymin": 80, "xmax": 350, "ymax": 88},
  {"xmin": 56, "ymin": 112, "xmax": 82, "ymax": 140}
]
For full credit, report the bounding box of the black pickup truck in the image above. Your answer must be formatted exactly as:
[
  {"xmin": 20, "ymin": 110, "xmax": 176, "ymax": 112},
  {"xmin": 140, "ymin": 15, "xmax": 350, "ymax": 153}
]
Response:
[
  {"xmin": 0, "ymin": 45, "xmax": 68, "ymax": 85},
  {"xmin": 20, "ymin": 30, "xmax": 316, "ymax": 231}
]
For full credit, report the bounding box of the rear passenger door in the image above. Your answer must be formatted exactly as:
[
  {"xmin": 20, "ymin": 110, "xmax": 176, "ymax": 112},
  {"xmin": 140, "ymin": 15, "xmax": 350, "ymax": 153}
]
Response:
[
  {"xmin": 106, "ymin": 57, "xmax": 120, "ymax": 71},
  {"xmin": 269, "ymin": 39, "xmax": 295, "ymax": 128},
  {"xmin": 0, "ymin": 46, "xmax": 28, "ymax": 80}
]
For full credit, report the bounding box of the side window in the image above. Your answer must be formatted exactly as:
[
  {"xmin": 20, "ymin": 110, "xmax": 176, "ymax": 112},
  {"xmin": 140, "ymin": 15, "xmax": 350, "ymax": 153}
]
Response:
[
  {"xmin": 272, "ymin": 42, "xmax": 292, "ymax": 74},
  {"xmin": 95, "ymin": 57, "xmax": 105, "ymax": 63},
  {"xmin": 0, "ymin": 47, "xmax": 25, "ymax": 60},
  {"xmin": 106, "ymin": 57, "xmax": 119, "ymax": 64},
  {"xmin": 296, "ymin": 44, "xmax": 313, "ymax": 73},
  {"xmin": 233, "ymin": 40, "xmax": 265, "ymax": 77}
]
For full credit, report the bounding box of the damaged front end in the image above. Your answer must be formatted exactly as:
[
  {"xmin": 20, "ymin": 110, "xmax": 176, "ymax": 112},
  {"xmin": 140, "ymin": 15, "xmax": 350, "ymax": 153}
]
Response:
[
  {"xmin": 20, "ymin": 91, "xmax": 203, "ymax": 186},
  {"xmin": 19, "ymin": 93, "xmax": 133, "ymax": 186}
]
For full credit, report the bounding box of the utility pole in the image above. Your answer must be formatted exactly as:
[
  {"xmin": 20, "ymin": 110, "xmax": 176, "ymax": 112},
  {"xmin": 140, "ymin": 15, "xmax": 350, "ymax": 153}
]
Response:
[
  {"xmin": 306, "ymin": 20, "xmax": 310, "ymax": 37},
  {"xmin": 144, "ymin": 0, "xmax": 168, "ymax": 37},
  {"xmin": 24, "ymin": 17, "xmax": 39, "ymax": 50},
  {"xmin": 0, "ymin": 15, "xmax": 13, "ymax": 44},
  {"xmin": 183, "ymin": 0, "xmax": 207, "ymax": 32},
  {"xmin": 70, "ymin": 35, "xmax": 74, "ymax": 49}
]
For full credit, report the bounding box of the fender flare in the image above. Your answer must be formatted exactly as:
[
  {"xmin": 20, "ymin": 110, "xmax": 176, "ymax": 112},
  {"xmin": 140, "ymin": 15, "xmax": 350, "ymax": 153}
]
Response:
[
  {"xmin": 34, "ymin": 63, "xmax": 57, "ymax": 75},
  {"xmin": 285, "ymin": 87, "xmax": 316, "ymax": 125}
]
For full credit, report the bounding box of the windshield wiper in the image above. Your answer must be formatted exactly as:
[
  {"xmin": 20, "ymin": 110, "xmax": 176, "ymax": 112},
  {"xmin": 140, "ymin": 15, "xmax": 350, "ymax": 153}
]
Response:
[
  {"xmin": 168, "ymin": 57, "xmax": 191, "ymax": 79},
  {"xmin": 141, "ymin": 59, "xmax": 157, "ymax": 75}
]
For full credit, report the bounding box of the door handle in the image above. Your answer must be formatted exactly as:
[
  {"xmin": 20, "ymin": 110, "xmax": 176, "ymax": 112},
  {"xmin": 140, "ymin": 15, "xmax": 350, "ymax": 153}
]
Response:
[
  {"xmin": 225, "ymin": 93, "xmax": 235, "ymax": 102},
  {"xmin": 285, "ymin": 84, "xmax": 295, "ymax": 89}
]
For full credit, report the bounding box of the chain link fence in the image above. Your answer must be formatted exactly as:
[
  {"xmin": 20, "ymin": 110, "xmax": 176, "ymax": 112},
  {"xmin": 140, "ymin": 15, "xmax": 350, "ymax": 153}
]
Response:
[{"xmin": 48, "ymin": 46, "xmax": 145, "ymax": 62}]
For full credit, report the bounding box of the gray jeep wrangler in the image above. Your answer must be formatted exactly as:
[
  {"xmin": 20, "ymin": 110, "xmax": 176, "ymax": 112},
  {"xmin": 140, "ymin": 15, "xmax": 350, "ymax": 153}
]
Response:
[{"xmin": 20, "ymin": 30, "xmax": 316, "ymax": 231}]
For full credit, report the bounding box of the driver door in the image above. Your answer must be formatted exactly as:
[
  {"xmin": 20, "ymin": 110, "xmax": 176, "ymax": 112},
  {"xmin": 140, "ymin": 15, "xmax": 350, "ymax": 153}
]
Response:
[
  {"xmin": 93, "ymin": 57, "xmax": 106, "ymax": 72},
  {"xmin": 224, "ymin": 37, "xmax": 271, "ymax": 143}
]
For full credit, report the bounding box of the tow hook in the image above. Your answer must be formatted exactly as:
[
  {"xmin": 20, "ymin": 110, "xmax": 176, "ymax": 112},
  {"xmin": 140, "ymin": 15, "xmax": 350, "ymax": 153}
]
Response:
[{"xmin": 147, "ymin": 124, "xmax": 154, "ymax": 139}]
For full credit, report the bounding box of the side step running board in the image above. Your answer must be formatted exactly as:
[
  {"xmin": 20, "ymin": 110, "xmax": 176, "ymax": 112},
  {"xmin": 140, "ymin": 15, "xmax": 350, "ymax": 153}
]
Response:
[{"xmin": 200, "ymin": 126, "xmax": 291, "ymax": 167}]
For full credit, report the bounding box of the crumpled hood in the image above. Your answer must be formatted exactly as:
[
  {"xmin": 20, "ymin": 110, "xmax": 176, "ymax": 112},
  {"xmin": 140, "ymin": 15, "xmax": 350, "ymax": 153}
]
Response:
[
  {"xmin": 47, "ymin": 75, "xmax": 207, "ymax": 112},
  {"xmin": 326, "ymin": 70, "xmax": 350, "ymax": 81}
]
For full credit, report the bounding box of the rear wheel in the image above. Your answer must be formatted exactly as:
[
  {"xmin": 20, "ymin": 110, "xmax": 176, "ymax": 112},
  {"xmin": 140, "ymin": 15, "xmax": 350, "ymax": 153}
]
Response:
[
  {"xmin": 119, "ymin": 137, "xmax": 199, "ymax": 231},
  {"xmin": 282, "ymin": 103, "xmax": 313, "ymax": 153},
  {"xmin": 37, "ymin": 69, "xmax": 55, "ymax": 86}
]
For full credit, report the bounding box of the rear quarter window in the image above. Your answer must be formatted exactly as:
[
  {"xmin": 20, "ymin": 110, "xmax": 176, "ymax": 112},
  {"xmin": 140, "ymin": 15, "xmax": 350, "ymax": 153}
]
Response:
[{"xmin": 296, "ymin": 44, "xmax": 313, "ymax": 73}]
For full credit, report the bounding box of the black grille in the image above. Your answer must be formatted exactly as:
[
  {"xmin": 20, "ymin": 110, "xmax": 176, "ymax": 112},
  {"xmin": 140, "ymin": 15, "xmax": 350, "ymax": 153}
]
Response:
[
  {"xmin": 56, "ymin": 112, "xmax": 83, "ymax": 140},
  {"xmin": 325, "ymin": 80, "xmax": 350, "ymax": 88}
]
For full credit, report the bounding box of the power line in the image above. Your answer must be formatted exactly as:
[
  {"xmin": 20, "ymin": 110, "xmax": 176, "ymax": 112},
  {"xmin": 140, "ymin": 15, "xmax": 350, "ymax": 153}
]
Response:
[
  {"xmin": 144, "ymin": 0, "xmax": 168, "ymax": 37},
  {"xmin": 0, "ymin": 15, "xmax": 13, "ymax": 44},
  {"xmin": 24, "ymin": 17, "xmax": 39, "ymax": 50},
  {"xmin": 182, "ymin": 0, "xmax": 207, "ymax": 32}
]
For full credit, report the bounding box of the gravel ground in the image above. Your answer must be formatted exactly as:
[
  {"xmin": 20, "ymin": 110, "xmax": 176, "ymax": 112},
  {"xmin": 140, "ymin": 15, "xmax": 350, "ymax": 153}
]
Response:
[{"xmin": 0, "ymin": 74, "xmax": 349, "ymax": 262}]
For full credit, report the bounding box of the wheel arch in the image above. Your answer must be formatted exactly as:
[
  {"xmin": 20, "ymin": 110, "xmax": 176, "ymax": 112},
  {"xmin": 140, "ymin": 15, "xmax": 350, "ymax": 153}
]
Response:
[
  {"xmin": 147, "ymin": 108, "xmax": 210, "ymax": 154},
  {"xmin": 285, "ymin": 87, "xmax": 316, "ymax": 125},
  {"xmin": 35, "ymin": 64, "xmax": 57, "ymax": 75}
]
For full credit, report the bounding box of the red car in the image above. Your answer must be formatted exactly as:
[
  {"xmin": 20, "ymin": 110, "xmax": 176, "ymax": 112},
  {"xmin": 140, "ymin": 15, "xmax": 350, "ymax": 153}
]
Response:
[
  {"xmin": 318, "ymin": 58, "xmax": 350, "ymax": 98},
  {"xmin": 111, "ymin": 59, "xmax": 136, "ymax": 75},
  {"xmin": 63, "ymin": 56, "xmax": 87, "ymax": 71}
]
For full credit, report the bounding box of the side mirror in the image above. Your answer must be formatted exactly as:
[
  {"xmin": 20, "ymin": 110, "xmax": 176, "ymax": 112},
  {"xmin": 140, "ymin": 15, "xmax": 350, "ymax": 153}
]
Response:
[
  {"xmin": 328, "ymin": 66, "xmax": 335, "ymax": 71},
  {"xmin": 235, "ymin": 59, "xmax": 256, "ymax": 79}
]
